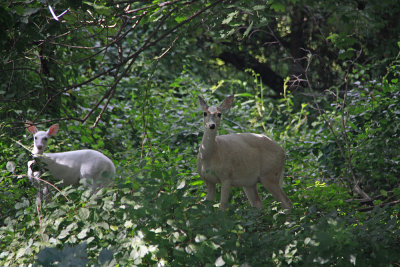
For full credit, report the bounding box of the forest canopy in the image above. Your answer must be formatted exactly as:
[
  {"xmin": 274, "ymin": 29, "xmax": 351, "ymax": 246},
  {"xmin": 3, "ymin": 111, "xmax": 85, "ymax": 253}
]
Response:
[{"xmin": 1, "ymin": 0, "xmax": 400, "ymax": 266}]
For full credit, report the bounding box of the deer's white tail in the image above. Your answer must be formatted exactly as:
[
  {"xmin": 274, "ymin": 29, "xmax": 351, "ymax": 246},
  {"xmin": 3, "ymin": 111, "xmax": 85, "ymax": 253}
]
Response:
[{"xmin": 196, "ymin": 96, "xmax": 292, "ymax": 211}]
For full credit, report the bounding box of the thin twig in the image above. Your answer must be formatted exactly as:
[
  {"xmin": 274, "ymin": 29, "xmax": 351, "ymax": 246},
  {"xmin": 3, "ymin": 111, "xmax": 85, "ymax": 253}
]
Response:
[
  {"xmin": 33, "ymin": 176, "xmax": 71, "ymax": 202},
  {"xmin": 125, "ymin": 0, "xmax": 185, "ymax": 14},
  {"xmin": 5, "ymin": 0, "xmax": 226, "ymax": 129},
  {"xmin": 359, "ymin": 200, "xmax": 400, "ymax": 212},
  {"xmin": 303, "ymin": 50, "xmax": 371, "ymax": 200}
]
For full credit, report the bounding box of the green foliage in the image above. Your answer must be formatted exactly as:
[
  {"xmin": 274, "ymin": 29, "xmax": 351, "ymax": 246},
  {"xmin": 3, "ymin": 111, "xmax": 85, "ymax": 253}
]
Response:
[
  {"xmin": 345, "ymin": 78, "xmax": 400, "ymax": 191},
  {"xmin": 2, "ymin": 62, "xmax": 400, "ymax": 265},
  {"xmin": 1, "ymin": 1, "xmax": 400, "ymax": 266},
  {"xmin": 308, "ymin": 59, "xmax": 400, "ymax": 194}
]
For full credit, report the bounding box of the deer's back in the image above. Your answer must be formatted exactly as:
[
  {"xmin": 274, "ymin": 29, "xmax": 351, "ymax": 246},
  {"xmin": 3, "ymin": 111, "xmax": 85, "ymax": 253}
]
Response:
[
  {"xmin": 41, "ymin": 149, "xmax": 115, "ymax": 184},
  {"xmin": 198, "ymin": 133, "xmax": 285, "ymax": 186},
  {"xmin": 217, "ymin": 133, "xmax": 283, "ymax": 156}
]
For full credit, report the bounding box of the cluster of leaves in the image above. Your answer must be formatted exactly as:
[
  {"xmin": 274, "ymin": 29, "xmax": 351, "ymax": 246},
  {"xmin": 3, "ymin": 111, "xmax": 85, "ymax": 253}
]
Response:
[
  {"xmin": 2, "ymin": 57, "xmax": 400, "ymax": 265},
  {"xmin": 306, "ymin": 57, "xmax": 400, "ymax": 197},
  {"xmin": 1, "ymin": 157, "xmax": 399, "ymax": 266},
  {"xmin": 1, "ymin": 1, "xmax": 400, "ymax": 265},
  {"xmin": 345, "ymin": 65, "xmax": 400, "ymax": 192}
]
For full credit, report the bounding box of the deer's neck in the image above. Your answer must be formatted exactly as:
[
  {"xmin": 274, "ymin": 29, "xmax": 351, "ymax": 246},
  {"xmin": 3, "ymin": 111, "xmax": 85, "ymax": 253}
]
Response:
[
  {"xmin": 32, "ymin": 147, "xmax": 43, "ymax": 156},
  {"xmin": 199, "ymin": 128, "xmax": 218, "ymax": 160}
]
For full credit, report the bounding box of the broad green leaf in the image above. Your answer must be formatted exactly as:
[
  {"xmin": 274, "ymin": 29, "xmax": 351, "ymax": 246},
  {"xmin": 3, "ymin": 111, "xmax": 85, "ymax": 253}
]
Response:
[
  {"xmin": 23, "ymin": 7, "xmax": 40, "ymax": 17},
  {"xmin": 78, "ymin": 208, "xmax": 90, "ymax": 220},
  {"xmin": 177, "ymin": 180, "xmax": 185, "ymax": 189},
  {"xmin": 270, "ymin": 2, "xmax": 285, "ymax": 12},
  {"xmin": 222, "ymin": 11, "xmax": 238, "ymax": 24},
  {"xmin": 6, "ymin": 161, "xmax": 15, "ymax": 173},
  {"xmin": 243, "ymin": 21, "xmax": 253, "ymax": 38},
  {"xmin": 124, "ymin": 220, "xmax": 134, "ymax": 229},
  {"xmin": 380, "ymin": 189, "xmax": 388, "ymax": 197},
  {"xmin": 215, "ymin": 256, "xmax": 225, "ymax": 266},
  {"xmin": 253, "ymin": 5, "xmax": 266, "ymax": 11},
  {"xmin": 77, "ymin": 228, "xmax": 89, "ymax": 239},
  {"xmin": 190, "ymin": 180, "xmax": 204, "ymax": 186},
  {"xmin": 175, "ymin": 16, "xmax": 186, "ymax": 23}
]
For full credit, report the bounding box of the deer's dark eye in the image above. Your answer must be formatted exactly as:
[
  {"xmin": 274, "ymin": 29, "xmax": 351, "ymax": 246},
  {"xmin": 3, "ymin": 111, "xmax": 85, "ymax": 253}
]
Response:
[
  {"xmin": 203, "ymin": 112, "xmax": 207, "ymax": 117},
  {"xmin": 43, "ymin": 137, "xmax": 48, "ymax": 141},
  {"xmin": 217, "ymin": 113, "xmax": 222, "ymax": 118}
]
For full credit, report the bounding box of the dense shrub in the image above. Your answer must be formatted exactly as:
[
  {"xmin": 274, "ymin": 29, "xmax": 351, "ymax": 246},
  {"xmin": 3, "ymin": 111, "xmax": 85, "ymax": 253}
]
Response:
[{"xmin": 1, "ymin": 59, "xmax": 400, "ymax": 265}]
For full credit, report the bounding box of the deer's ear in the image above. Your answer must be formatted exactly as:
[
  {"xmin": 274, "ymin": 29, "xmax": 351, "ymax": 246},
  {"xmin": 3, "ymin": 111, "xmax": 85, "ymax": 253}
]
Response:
[
  {"xmin": 26, "ymin": 121, "xmax": 38, "ymax": 134},
  {"xmin": 47, "ymin": 124, "xmax": 59, "ymax": 136},
  {"xmin": 198, "ymin": 96, "xmax": 209, "ymax": 112},
  {"xmin": 218, "ymin": 95, "xmax": 234, "ymax": 112}
]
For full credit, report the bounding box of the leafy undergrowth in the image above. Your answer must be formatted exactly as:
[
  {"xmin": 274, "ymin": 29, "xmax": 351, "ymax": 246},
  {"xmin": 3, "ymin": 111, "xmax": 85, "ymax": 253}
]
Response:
[
  {"xmin": 1, "ymin": 148, "xmax": 399, "ymax": 266},
  {"xmin": 2, "ymin": 58, "xmax": 400, "ymax": 266}
]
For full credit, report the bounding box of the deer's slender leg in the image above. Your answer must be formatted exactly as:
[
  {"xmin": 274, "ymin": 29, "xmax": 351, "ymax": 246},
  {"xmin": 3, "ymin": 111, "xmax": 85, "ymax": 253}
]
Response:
[
  {"xmin": 261, "ymin": 178, "xmax": 292, "ymax": 210},
  {"xmin": 205, "ymin": 181, "xmax": 216, "ymax": 201},
  {"xmin": 243, "ymin": 186, "xmax": 263, "ymax": 209},
  {"xmin": 219, "ymin": 180, "xmax": 231, "ymax": 210}
]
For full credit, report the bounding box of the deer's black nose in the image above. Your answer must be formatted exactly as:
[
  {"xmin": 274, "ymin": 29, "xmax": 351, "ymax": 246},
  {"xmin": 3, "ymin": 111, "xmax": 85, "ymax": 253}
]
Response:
[{"xmin": 210, "ymin": 124, "xmax": 215, "ymax": 129}]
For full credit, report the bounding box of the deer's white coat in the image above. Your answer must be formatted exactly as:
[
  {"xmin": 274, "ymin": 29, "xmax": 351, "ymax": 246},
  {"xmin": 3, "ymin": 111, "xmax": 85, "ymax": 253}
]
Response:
[
  {"xmin": 197, "ymin": 95, "xmax": 292, "ymax": 210},
  {"xmin": 27, "ymin": 123, "xmax": 115, "ymax": 189}
]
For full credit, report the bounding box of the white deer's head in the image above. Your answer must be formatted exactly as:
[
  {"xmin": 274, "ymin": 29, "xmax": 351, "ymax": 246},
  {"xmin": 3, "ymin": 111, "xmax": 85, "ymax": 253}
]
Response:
[
  {"xmin": 198, "ymin": 95, "xmax": 234, "ymax": 130},
  {"xmin": 26, "ymin": 122, "xmax": 59, "ymax": 155}
]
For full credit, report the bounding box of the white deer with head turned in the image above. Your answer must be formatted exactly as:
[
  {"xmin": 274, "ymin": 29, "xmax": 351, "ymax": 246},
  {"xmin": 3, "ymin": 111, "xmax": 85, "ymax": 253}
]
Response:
[
  {"xmin": 26, "ymin": 122, "xmax": 116, "ymax": 191},
  {"xmin": 197, "ymin": 95, "xmax": 292, "ymax": 211}
]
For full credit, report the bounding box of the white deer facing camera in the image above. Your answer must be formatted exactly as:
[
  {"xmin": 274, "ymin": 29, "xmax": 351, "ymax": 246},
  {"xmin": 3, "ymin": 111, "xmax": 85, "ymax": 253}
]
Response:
[
  {"xmin": 197, "ymin": 95, "xmax": 292, "ymax": 211},
  {"xmin": 27, "ymin": 122, "xmax": 116, "ymax": 193}
]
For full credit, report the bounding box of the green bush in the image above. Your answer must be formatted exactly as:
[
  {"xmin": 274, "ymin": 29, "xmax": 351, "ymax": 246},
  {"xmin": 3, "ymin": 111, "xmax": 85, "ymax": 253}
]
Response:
[{"xmin": 1, "ymin": 58, "xmax": 400, "ymax": 266}]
